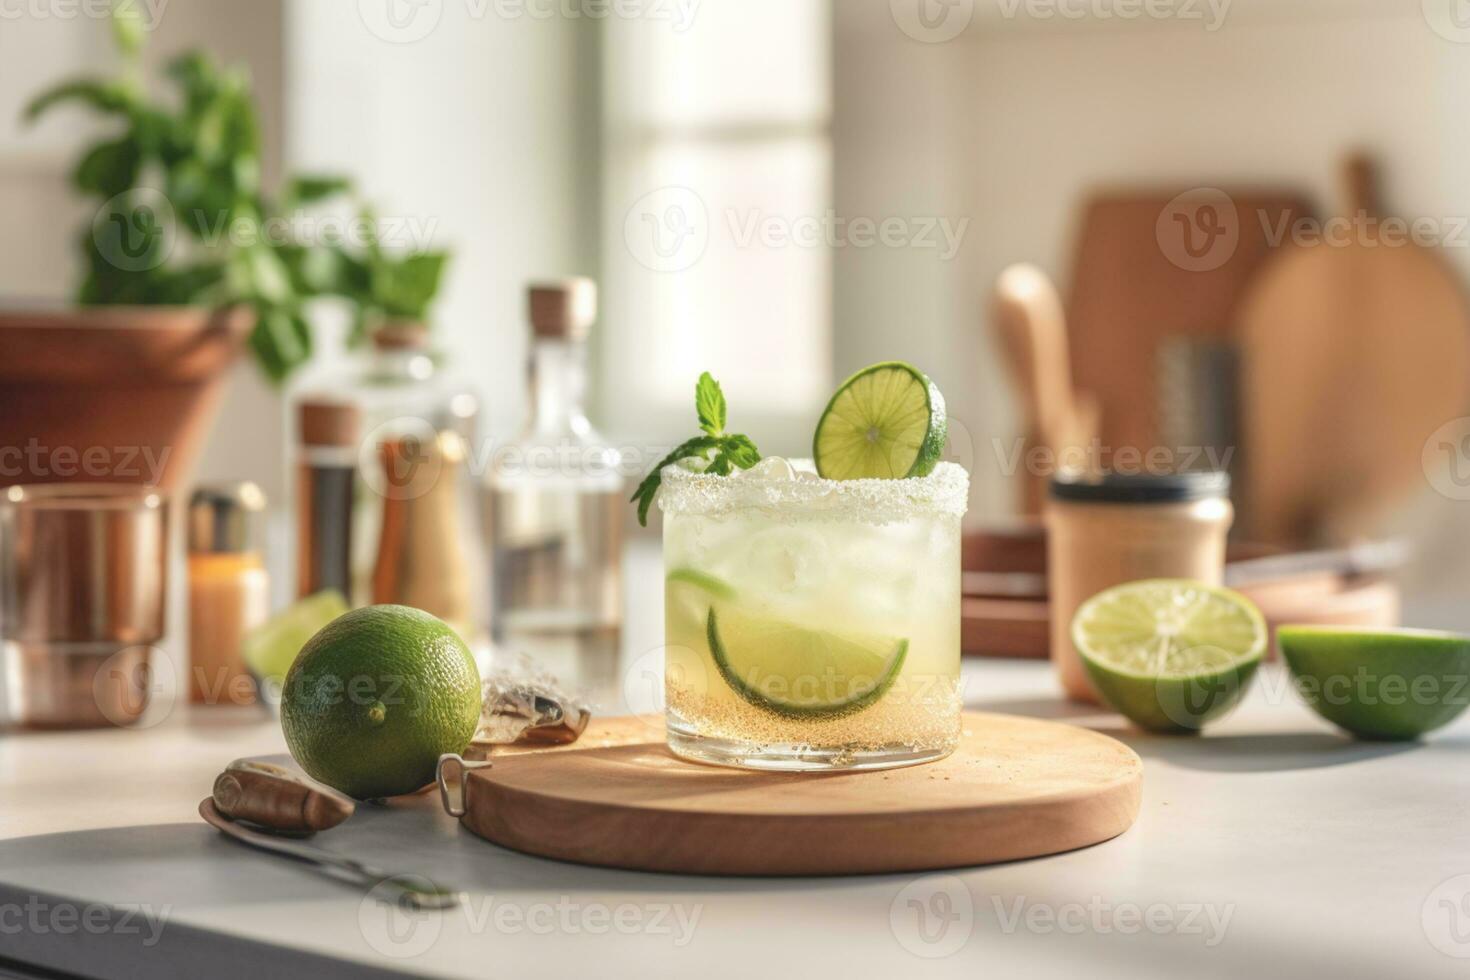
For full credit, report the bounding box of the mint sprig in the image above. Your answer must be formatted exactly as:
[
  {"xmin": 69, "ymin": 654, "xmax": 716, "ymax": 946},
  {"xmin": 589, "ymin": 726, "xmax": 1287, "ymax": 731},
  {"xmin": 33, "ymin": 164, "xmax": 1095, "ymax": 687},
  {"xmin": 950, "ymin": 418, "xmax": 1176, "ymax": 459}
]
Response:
[{"xmin": 631, "ymin": 372, "xmax": 762, "ymax": 526}]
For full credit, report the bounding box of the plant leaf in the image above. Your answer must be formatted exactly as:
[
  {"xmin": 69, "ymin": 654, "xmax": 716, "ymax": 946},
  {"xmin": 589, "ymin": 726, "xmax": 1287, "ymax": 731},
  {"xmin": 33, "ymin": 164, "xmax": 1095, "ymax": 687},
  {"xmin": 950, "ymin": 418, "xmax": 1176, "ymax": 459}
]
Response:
[
  {"xmin": 249, "ymin": 306, "xmax": 312, "ymax": 384},
  {"xmin": 630, "ymin": 435, "xmax": 718, "ymax": 527},
  {"xmin": 720, "ymin": 434, "xmax": 761, "ymax": 469},
  {"xmin": 283, "ymin": 174, "xmax": 353, "ymax": 207},
  {"xmin": 72, "ymin": 138, "xmax": 141, "ymax": 197},
  {"xmin": 112, "ymin": 3, "xmax": 147, "ymax": 57},
  {"xmin": 24, "ymin": 80, "xmax": 136, "ymax": 122},
  {"xmin": 375, "ymin": 251, "xmax": 448, "ymax": 320},
  {"xmin": 695, "ymin": 372, "xmax": 725, "ymax": 437}
]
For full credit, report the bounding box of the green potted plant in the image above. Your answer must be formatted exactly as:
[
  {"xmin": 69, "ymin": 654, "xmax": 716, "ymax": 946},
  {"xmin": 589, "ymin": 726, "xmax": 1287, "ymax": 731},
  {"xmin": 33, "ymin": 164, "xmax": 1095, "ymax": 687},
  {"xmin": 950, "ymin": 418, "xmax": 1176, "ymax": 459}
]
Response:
[{"xmin": 2, "ymin": 8, "xmax": 448, "ymax": 489}]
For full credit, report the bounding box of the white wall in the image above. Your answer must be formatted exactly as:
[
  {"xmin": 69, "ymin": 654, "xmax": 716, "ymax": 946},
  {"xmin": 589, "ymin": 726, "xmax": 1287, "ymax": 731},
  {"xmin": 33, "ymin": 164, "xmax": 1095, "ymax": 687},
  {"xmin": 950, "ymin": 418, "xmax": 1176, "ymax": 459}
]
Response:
[
  {"xmin": 283, "ymin": 0, "xmax": 599, "ymax": 453},
  {"xmin": 834, "ymin": 2, "xmax": 1470, "ymax": 616}
]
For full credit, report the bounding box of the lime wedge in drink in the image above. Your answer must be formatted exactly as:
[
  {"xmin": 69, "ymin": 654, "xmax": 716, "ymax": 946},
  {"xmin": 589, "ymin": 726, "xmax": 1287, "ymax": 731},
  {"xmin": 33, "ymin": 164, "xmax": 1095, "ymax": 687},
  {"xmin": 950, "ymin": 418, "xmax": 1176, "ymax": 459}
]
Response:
[
  {"xmin": 1278, "ymin": 625, "xmax": 1470, "ymax": 741},
  {"xmin": 813, "ymin": 361, "xmax": 947, "ymax": 480},
  {"xmin": 706, "ymin": 606, "xmax": 908, "ymax": 719},
  {"xmin": 242, "ymin": 590, "xmax": 350, "ymax": 696},
  {"xmin": 667, "ymin": 567, "xmax": 737, "ymax": 601},
  {"xmin": 1072, "ymin": 579, "xmax": 1266, "ymax": 734},
  {"xmin": 666, "ymin": 568, "xmax": 735, "ymax": 636}
]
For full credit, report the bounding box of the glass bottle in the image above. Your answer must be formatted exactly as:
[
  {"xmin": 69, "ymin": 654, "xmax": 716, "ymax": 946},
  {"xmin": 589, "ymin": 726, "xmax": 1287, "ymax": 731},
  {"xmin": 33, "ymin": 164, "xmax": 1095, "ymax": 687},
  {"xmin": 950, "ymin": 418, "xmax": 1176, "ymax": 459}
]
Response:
[
  {"xmin": 287, "ymin": 323, "xmax": 481, "ymax": 638},
  {"xmin": 480, "ymin": 279, "xmax": 624, "ymax": 686}
]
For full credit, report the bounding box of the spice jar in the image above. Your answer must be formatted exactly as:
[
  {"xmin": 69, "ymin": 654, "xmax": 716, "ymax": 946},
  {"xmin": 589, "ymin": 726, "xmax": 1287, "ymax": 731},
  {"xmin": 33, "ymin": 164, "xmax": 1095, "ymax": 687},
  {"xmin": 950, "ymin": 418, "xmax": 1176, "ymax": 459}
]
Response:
[
  {"xmin": 188, "ymin": 483, "xmax": 270, "ymax": 706},
  {"xmin": 1045, "ymin": 471, "xmax": 1233, "ymax": 704}
]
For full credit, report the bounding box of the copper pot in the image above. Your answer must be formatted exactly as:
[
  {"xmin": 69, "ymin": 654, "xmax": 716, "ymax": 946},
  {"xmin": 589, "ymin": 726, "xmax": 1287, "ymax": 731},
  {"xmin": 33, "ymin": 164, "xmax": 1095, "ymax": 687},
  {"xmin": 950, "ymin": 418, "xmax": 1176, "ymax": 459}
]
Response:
[
  {"xmin": 0, "ymin": 304, "xmax": 252, "ymax": 491},
  {"xmin": 1, "ymin": 483, "xmax": 170, "ymax": 728}
]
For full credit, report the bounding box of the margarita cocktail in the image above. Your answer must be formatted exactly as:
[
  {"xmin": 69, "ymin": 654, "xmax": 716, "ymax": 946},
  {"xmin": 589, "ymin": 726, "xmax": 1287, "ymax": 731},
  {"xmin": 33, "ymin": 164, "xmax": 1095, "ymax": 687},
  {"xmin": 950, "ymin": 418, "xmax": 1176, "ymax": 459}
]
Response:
[
  {"xmin": 658, "ymin": 458, "xmax": 968, "ymax": 769},
  {"xmin": 630, "ymin": 361, "xmax": 966, "ymax": 770}
]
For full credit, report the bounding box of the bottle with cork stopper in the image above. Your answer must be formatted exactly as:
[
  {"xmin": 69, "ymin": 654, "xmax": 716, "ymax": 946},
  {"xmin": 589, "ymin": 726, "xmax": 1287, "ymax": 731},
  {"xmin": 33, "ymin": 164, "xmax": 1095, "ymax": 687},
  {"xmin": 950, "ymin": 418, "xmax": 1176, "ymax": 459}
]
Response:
[{"xmin": 479, "ymin": 278, "xmax": 624, "ymax": 685}]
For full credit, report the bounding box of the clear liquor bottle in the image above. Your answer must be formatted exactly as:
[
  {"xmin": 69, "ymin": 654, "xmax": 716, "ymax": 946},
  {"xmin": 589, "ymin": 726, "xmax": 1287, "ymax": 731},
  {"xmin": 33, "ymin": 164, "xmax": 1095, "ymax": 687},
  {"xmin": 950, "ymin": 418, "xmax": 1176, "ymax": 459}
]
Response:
[{"xmin": 480, "ymin": 279, "xmax": 624, "ymax": 686}]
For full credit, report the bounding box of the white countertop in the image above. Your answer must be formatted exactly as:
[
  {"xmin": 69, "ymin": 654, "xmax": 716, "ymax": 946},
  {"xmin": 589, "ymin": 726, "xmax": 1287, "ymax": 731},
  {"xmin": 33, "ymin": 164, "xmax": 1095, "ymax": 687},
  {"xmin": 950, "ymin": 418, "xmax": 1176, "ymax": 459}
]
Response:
[
  {"xmin": 3, "ymin": 534, "xmax": 1469, "ymax": 978},
  {"xmin": 2, "ymin": 649, "xmax": 1469, "ymax": 979}
]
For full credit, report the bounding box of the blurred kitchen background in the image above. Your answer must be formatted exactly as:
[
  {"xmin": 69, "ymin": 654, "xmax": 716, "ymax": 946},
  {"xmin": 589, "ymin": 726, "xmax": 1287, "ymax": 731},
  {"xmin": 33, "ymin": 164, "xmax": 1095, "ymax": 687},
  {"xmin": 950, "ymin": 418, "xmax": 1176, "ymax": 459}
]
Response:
[{"xmin": 4, "ymin": 0, "xmax": 1470, "ymax": 633}]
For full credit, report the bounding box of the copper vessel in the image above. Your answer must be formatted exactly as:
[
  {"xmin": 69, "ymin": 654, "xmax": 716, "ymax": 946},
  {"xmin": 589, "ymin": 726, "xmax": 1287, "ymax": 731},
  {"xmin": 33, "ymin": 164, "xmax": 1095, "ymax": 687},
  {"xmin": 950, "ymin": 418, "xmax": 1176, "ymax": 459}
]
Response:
[{"xmin": 1, "ymin": 483, "xmax": 170, "ymax": 727}]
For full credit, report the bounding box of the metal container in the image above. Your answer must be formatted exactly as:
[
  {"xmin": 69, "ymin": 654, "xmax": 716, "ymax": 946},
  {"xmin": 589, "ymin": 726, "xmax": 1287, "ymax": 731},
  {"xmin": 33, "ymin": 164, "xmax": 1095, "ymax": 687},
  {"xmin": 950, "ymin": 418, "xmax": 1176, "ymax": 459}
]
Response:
[{"xmin": 1, "ymin": 483, "xmax": 170, "ymax": 728}]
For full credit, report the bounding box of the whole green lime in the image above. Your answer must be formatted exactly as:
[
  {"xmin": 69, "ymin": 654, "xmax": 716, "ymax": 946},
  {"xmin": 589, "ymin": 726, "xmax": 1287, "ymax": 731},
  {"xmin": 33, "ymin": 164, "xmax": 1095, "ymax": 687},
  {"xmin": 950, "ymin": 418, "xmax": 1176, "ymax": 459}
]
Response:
[{"xmin": 280, "ymin": 605, "xmax": 481, "ymax": 799}]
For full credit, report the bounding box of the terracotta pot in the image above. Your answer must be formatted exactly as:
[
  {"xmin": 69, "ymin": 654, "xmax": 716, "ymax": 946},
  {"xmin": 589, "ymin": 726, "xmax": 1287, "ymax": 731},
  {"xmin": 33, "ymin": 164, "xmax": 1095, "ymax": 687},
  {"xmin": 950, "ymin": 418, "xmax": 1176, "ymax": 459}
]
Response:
[{"xmin": 0, "ymin": 305, "xmax": 253, "ymax": 491}]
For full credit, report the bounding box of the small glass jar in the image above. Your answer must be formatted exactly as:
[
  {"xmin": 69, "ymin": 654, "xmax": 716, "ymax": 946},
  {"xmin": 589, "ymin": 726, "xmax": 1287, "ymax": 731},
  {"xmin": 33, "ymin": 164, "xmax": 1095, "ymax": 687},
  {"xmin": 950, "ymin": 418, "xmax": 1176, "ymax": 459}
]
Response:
[
  {"xmin": 1045, "ymin": 471, "xmax": 1233, "ymax": 704},
  {"xmin": 187, "ymin": 483, "xmax": 270, "ymax": 707}
]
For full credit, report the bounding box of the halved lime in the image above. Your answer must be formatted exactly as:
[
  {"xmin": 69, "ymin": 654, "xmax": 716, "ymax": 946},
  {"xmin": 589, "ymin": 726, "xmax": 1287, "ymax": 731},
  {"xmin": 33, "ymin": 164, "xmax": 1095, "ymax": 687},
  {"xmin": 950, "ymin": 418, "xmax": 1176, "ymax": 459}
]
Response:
[
  {"xmin": 242, "ymin": 590, "xmax": 350, "ymax": 696},
  {"xmin": 1278, "ymin": 626, "xmax": 1470, "ymax": 741},
  {"xmin": 813, "ymin": 362, "xmax": 947, "ymax": 480},
  {"xmin": 706, "ymin": 606, "xmax": 908, "ymax": 719},
  {"xmin": 1072, "ymin": 579, "xmax": 1266, "ymax": 734}
]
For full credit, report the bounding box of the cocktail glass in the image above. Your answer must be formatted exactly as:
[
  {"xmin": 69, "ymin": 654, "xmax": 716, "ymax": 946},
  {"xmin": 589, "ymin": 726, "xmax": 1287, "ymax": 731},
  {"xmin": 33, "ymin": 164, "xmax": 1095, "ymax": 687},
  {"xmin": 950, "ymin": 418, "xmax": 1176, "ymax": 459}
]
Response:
[{"xmin": 659, "ymin": 458, "xmax": 968, "ymax": 771}]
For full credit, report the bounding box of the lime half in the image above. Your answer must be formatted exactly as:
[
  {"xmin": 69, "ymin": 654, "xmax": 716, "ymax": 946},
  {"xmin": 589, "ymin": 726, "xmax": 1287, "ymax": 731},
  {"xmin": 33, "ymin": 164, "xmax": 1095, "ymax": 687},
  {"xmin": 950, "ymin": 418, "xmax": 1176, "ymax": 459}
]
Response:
[
  {"xmin": 242, "ymin": 590, "xmax": 350, "ymax": 695},
  {"xmin": 813, "ymin": 362, "xmax": 946, "ymax": 480},
  {"xmin": 1072, "ymin": 579, "xmax": 1266, "ymax": 733},
  {"xmin": 1278, "ymin": 626, "xmax": 1470, "ymax": 741},
  {"xmin": 706, "ymin": 606, "xmax": 907, "ymax": 719}
]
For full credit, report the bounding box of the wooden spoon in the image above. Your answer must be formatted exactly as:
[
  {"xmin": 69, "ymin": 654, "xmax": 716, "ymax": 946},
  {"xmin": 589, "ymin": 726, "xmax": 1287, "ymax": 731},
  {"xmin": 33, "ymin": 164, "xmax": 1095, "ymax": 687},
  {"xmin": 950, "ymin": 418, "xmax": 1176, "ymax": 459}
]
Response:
[{"xmin": 991, "ymin": 263, "xmax": 1099, "ymax": 513}]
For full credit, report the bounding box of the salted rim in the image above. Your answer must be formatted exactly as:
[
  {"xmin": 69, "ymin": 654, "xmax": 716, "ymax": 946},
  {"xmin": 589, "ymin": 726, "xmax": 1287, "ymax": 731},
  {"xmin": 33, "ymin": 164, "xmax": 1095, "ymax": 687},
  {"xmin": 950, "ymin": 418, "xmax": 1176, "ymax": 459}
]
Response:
[{"xmin": 657, "ymin": 459, "xmax": 969, "ymax": 522}]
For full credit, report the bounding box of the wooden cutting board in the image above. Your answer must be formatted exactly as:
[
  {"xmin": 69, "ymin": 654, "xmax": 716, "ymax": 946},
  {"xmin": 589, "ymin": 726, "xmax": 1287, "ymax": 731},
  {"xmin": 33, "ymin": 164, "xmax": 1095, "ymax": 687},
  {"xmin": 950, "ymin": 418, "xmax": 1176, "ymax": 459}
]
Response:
[
  {"xmin": 451, "ymin": 714, "xmax": 1142, "ymax": 876},
  {"xmin": 1240, "ymin": 156, "xmax": 1470, "ymax": 544},
  {"xmin": 1067, "ymin": 187, "xmax": 1316, "ymax": 455}
]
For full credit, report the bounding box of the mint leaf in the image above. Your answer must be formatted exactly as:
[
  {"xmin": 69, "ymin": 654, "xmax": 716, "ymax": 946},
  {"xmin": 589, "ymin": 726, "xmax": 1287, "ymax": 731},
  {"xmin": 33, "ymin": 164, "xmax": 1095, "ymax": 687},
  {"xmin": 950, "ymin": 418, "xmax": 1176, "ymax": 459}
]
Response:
[
  {"xmin": 720, "ymin": 434, "xmax": 760, "ymax": 469},
  {"xmin": 631, "ymin": 373, "xmax": 761, "ymax": 526},
  {"xmin": 630, "ymin": 435, "xmax": 718, "ymax": 527},
  {"xmin": 695, "ymin": 372, "xmax": 725, "ymax": 437}
]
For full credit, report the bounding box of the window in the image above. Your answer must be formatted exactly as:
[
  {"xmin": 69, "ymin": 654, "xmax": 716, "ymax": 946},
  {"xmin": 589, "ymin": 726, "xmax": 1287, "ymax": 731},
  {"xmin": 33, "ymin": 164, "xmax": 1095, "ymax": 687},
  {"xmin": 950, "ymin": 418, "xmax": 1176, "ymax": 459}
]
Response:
[{"xmin": 598, "ymin": 0, "xmax": 832, "ymax": 452}]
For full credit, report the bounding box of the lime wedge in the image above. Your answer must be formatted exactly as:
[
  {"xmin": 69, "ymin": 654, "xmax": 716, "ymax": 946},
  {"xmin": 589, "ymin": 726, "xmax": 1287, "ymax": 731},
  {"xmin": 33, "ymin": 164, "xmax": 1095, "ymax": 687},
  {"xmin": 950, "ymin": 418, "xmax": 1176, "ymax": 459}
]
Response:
[
  {"xmin": 706, "ymin": 606, "xmax": 907, "ymax": 719},
  {"xmin": 667, "ymin": 567, "xmax": 736, "ymax": 601},
  {"xmin": 1278, "ymin": 626, "xmax": 1470, "ymax": 741},
  {"xmin": 1072, "ymin": 579, "xmax": 1266, "ymax": 733},
  {"xmin": 813, "ymin": 361, "xmax": 946, "ymax": 480},
  {"xmin": 242, "ymin": 590, "xmax": 350, "ymax": 694},
  {"xmin": 665, "ymin": 568, "xmax": 735, "ymax": 637}
]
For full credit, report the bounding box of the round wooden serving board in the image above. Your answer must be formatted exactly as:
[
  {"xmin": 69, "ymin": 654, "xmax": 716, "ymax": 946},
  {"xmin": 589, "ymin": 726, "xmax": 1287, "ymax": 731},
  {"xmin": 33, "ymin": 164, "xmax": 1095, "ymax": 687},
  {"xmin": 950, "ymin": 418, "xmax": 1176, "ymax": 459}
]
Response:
[{"xmin": 455, "ymin": 713, "xmax": 1142, "ymax": 876}]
